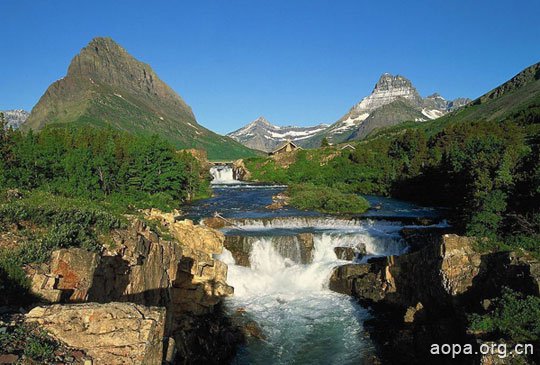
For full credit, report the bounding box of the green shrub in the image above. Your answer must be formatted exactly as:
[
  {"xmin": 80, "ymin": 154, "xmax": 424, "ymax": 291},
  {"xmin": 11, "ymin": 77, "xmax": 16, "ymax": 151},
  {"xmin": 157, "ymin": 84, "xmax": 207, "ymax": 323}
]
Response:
[
  {"xmin": 469, "ymin": 288, "xmax": 540, "ymax": 342},
  {"xmin": 0, "ymin": 323, "xmax": 57, "ymax": 362},
  {"xmin": 288, "ymin": 183, "xmax": 370, "ymax": 214}
]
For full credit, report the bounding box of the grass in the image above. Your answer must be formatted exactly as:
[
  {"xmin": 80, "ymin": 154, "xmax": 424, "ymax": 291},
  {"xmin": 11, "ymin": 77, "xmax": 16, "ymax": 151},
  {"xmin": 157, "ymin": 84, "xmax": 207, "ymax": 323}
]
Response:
[
  {"xmin": 0, "ymin": 322, "xmax": 58, "ymax": 362},
  {"xmin": 288, "ymin": 183, "xmax": 370, "ymax": 214}
]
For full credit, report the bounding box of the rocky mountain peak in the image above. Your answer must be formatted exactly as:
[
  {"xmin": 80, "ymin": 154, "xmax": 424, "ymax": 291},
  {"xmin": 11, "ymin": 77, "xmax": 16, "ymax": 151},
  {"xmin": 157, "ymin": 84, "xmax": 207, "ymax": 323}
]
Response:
[
  {"xmin": 251, "ymin": 116, "xmax": 272, "ymax": 127},
  {"xmin": 64, "ymin": 37, "xmax": 192, "ymax": 114},
  {"xmin": 373, "ymin": 73, "xmax": 415, "ymax": 93},
  {"xmin": 426, "ymin": 93, "xmax": 445, "ymax": 100}
]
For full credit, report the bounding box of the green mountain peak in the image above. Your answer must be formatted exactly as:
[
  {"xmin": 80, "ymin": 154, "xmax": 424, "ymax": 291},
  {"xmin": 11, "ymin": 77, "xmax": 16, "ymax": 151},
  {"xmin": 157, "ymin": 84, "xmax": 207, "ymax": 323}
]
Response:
[{"xmin": 24, "ymin": 37, "xmax": 257, "ymax": 160}]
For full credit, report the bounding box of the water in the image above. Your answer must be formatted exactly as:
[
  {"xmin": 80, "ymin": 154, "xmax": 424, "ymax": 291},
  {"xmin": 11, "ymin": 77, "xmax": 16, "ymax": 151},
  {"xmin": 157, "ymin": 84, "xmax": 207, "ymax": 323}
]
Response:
[
  {"xmin": 210, "ymin": 165, "xmax": 242, "ymax": 184},
  {"xmin": 183, "ymin": 184, "xmax": 443, "ymax": 221},
  {"xmin": 218, "ymin": 232, "xmax": 381, "ymax": 364},
  {"xmin": 189, "ymin": 184, "xmax": 447, "ymax": 364}
]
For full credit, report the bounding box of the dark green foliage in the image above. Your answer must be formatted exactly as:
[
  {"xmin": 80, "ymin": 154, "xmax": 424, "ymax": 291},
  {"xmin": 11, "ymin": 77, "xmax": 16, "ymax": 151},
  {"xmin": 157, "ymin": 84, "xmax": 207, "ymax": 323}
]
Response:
[
  {"xmin": 469, "ymin": 288, "xmax": 540, "ymax": 342},
  {"xmin": 0, "ymin": 125, "xmax": 211, "ymax": 210},
  {"xmin": 288, "ymin": 183, "xmax": 370, "ymax": 214}
]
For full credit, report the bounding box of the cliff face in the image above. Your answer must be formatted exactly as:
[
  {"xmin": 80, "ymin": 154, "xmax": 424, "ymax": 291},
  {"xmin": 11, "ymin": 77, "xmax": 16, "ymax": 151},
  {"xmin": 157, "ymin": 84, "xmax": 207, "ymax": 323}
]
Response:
[
  {"xmin": 26, "ymin": 210, "xmax": 239, "ymax": 364},
  {"xmin": 330, "ymin": 234, "xmax": 540, "ymax": 364}
]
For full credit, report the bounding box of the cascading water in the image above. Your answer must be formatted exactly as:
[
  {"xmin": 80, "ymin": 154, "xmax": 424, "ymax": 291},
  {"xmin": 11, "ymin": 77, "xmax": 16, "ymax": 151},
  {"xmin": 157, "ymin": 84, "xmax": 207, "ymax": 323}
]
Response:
[
  {"xmin": 217, "ymin": 222, "xmax": 406, "ymax": 364},
  {"xmin": 210, "ymin": 165, "xmax": 239, "ymax": 184},
  {"xmin": 185, "ymin": 183, "xmax": 448, "ymax": 364}
]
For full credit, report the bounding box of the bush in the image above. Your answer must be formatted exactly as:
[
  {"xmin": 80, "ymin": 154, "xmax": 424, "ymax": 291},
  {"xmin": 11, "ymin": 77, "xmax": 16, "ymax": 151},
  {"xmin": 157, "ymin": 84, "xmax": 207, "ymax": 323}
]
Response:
[
  {"xmin": 469, "ymin": 288, "xmax": 540, "ymax": 342},
  {"xmin": 288, "ymin": 183, "xmax": 370, "ymax": 214}
]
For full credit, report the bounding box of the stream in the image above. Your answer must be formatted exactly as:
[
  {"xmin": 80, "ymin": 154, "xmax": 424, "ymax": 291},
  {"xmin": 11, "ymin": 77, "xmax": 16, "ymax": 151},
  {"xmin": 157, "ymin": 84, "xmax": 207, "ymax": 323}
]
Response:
[{"xmin": 182, "ymin": 166, "xmax": 447, "ymax": 364}]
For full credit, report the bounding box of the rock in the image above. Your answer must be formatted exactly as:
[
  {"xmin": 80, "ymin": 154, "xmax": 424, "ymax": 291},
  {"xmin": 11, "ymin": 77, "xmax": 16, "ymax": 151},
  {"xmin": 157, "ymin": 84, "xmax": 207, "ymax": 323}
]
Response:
[
  {"xmin": 164, "ymin": 337, "xmax": 176, "ymax": 364},
  {"xmin": 232, "ymin": 159, "xmax": 251, "ymax": 181},
  {"xmin": 403, "ymin": 302, "xmax": 423, "ymax": 323},
  {"xmin": 266, "ymin": 192, "xmax": 290, "ymax": 210},
  {"xmin": 330, "ymin": 233, "xmax": 540, "ymax": 364},
  {"xmin": 329, "ymin": 263, "xmax": 372, "ymax": 295},
  {"xmin": 25, "ymin": 211, "xmax": 238, "ymax": 363},
  {"xmin": 202, "ymin": 216, "xmax": 227, "ymax": 229},
  {"xmin": 50, "ymin": 248, "xmax": 100, "ymax": 302},
  {"xmin": 243, "ymin": 320, "xmax": 266, "ymax": 340},
  {"xmin": 334, "ymin": 247, "xmax": 356, "ymax": 260},
  {"xmin": 0, "ymin": 354, "xmax": 18, "ymax": 364},
  {"xmin": 26, "ymin": 303, "xmax": 165, "ymax": 365}
]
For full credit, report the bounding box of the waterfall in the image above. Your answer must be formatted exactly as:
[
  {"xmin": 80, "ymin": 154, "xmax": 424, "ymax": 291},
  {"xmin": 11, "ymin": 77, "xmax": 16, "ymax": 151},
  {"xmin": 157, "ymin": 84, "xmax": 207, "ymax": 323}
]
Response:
[
  {"xmin": 215, "ymin": 225, "xmax": 408, "ymax": 364},
  {"xmin": 210, "ymin": 164, "xmax": 239, "ymax": 184}
]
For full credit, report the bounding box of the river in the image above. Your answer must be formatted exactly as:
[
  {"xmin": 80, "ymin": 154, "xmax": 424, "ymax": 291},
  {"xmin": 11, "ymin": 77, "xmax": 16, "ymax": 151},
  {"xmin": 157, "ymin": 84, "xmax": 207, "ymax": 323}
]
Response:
[{"xmin": 182, "ymin": 167, "xmax": 447, "ymax": 364}]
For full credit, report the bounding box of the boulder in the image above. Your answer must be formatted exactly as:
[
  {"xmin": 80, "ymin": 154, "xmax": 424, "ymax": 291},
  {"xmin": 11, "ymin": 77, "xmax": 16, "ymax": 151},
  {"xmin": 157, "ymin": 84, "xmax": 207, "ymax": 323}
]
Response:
[
  {"xmin": 334, "ymin": 247, "xmax": 356, "ymax": 260},
  {"xmin": 26, "ymin": 303, "xmax": 165, "ymax": 365}
]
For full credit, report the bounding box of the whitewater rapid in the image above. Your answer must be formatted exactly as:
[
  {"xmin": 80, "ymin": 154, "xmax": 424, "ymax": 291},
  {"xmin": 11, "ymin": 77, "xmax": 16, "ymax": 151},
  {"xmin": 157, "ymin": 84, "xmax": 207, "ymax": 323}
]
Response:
[{"xmin": 216, "ymin": 223, "xmax": 405, "ymax": 364}]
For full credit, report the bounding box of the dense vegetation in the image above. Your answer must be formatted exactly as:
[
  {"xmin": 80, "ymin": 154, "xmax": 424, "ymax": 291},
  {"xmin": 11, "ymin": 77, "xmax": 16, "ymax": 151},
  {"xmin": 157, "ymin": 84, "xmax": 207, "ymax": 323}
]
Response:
[
  {"xmin": 469, "ymin": 288, "xmax": 540, "ymax": 343},
  {"xmin": 288, "ymin": 183, "xmax": 370, "ymax": 214},
  {"xmin": 1, "ymin": 118, "xmax": 211, "ymax": 209}
]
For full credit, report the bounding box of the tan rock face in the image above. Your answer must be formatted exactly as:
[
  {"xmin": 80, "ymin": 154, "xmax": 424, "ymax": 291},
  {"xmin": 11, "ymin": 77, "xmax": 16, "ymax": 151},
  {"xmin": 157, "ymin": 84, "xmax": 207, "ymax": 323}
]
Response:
[
  {"xmin": 28, "ymin": 248, "xmax": 99, "ymax": 303},
  {"xmin": 26, "ymin": 303, "xmax": 165, "ymax": 365},
  {"xmin": 26, "ymin": 211, "xmax": 235, "ymax": 362},
  {"xmin": 232, "ymin": 159, "xmax": 251, "ymax": 181}
]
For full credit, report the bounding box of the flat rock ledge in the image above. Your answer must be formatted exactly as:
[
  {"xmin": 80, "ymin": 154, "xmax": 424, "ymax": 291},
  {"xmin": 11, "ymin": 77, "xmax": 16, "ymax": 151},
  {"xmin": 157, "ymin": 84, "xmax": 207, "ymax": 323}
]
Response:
[{"xmin": 26, "ymin": 302, "xmax": 165, "ymax": 365}]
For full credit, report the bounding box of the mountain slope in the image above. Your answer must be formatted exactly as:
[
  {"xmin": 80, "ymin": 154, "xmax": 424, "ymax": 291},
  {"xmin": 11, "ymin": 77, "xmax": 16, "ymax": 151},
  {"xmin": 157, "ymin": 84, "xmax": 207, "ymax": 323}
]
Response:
[
  {"xmin": 368, "ymin": 61, "xmax": 540, "ymax": 139},
  {"xmin": 24, "ymin": 37, "xmax": 257, "ymax": 160},
  {"xmin": 227, "ymin": 117, "xmax": 328, "ymax": 152},
  {"xmin": 1, "ymin": 109, "xmax": 29, "ymax": 129}
]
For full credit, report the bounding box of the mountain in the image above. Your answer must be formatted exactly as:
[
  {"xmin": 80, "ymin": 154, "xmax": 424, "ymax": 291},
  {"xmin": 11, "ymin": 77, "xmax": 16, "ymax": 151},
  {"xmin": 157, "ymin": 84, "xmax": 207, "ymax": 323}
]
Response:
[
  {"xmin": 368, "ymin": 61, "xmax": 540, "ymax": 138},
  {"xmin": 306, "ymin": 73, "xmax": 471, "ymax": 146},
  {"xmin": 227, "ymin": 117, "xmax": 328, "ymax": 152},
  {"xmin": 1, "ymin": 109, "xmax": 29, "ymax": 129},
  {"xmin": 229, "ymin": 73, "xmax": 470, "ymax": 150},
  {"xmin": 23, "ymin": 37, "xmax": 257, "ymax": 160}
]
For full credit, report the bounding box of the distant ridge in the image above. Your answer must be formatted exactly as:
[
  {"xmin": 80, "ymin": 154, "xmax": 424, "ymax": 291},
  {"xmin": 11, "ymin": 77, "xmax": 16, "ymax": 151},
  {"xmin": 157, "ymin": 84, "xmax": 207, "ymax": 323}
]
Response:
[{"xmin": 227, "ymin": 117, "xmax": 328, "ymax": 152}]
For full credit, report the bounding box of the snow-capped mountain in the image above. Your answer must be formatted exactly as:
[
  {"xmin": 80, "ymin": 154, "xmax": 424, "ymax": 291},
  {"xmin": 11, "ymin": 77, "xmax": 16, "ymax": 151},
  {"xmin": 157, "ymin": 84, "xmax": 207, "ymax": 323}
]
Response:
[
  {"xmin": 228, "ymin": 74, "xmax": 470, "ymax": 150},
  {"xmin": 227, "ymin": 117, "xmax": 328, "ymax": 152},
  {"xmin": 317, "ymin": 74, "xmax": 471, "ymax": 144},
  {"xmin": 1, "ymin": 109, "xmax": 30, "ymax": 129}
]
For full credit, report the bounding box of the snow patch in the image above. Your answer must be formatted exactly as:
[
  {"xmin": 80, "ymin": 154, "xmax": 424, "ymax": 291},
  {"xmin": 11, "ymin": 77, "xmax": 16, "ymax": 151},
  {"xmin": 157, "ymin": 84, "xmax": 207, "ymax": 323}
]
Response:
[{"xmin": 421, "ymin": 108, "xmax": 444, "ymax": 120}]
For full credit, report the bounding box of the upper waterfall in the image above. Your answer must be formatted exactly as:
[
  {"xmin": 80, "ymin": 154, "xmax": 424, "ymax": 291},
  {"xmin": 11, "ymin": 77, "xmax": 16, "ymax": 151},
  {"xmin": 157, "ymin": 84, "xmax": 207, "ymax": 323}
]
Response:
[{"xmin": 210, "ymin": 164, "xmax": 239, "ymax": 184}]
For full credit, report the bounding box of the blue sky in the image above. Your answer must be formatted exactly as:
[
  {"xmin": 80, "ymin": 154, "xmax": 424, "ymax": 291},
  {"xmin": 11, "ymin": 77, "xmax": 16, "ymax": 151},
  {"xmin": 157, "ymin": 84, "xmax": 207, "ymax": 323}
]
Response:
[{"xmin": 1, "ymin": 0, "xmax": 539, "ymax": 134}]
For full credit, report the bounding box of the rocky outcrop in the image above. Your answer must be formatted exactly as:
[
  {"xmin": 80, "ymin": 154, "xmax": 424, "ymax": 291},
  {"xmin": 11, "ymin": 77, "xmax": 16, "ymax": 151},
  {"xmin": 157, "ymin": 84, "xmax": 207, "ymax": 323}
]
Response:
[
  {"xmin": 266, "ymin": 192, "xmax": 290, "ymax": 210},
  {"xmin": 232, "ymin": 159, "xmax": 251, "ymax": 181},
  {"xmin": 329, "ymin": 234, "xmax": 540, "ymax": 364},
  {"xmin": 26, "ymin": 303, "xmax": 165, "ymax": 365},
  {"xmin": 26, "ymin": 210, "xmax": 240, "ymax": 364}
]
